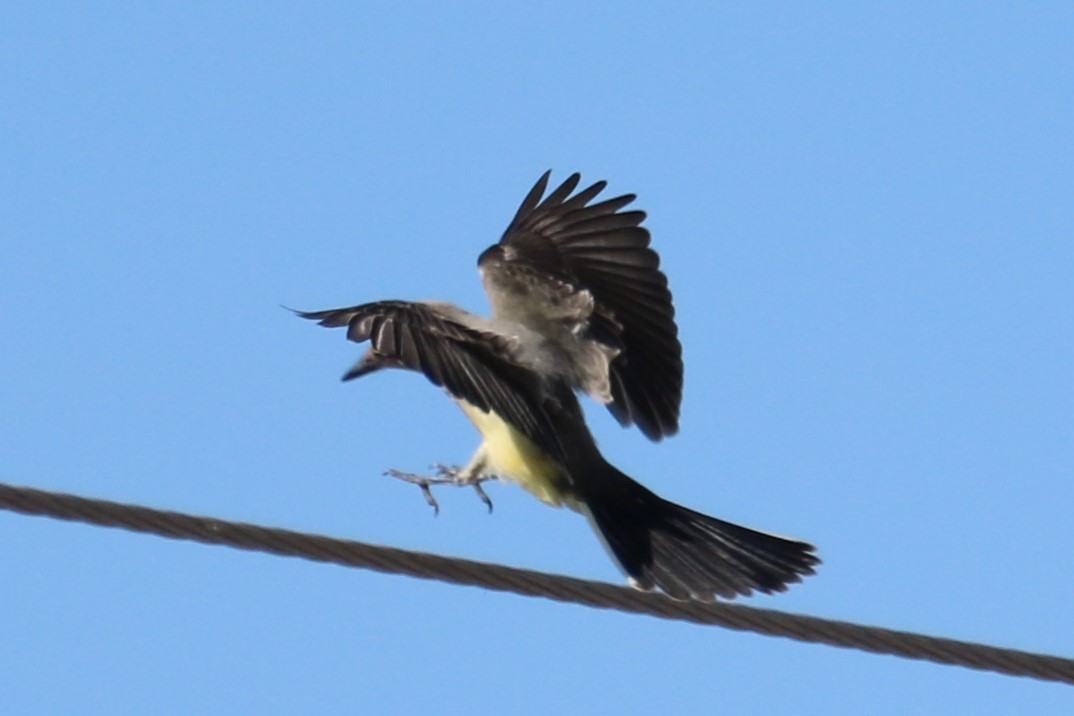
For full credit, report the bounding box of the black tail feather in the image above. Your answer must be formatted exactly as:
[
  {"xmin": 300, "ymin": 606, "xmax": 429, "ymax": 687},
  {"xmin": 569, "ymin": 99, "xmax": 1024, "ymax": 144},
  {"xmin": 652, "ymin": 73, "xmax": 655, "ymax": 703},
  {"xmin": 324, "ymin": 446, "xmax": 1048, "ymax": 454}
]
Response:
[{"xmin": 583, "ymin": 472, "xmax": 818, "ymax": 601}]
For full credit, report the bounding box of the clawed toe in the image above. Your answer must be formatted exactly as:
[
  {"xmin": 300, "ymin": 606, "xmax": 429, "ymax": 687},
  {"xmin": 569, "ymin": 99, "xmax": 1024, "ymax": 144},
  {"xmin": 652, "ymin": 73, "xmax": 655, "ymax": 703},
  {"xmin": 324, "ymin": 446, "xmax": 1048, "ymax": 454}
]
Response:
[{"xmin": 384, "ymin": 465, "xmax": 496, "ymax": 514}]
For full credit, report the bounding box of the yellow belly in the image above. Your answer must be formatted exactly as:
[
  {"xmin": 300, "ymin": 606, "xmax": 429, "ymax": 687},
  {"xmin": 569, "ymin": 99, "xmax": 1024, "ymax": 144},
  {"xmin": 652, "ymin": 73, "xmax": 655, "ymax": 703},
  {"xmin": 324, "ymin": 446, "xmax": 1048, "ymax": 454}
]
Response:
[{"xmin": 458, "ymin": 401, "xmax": 568, "ymax": 507}]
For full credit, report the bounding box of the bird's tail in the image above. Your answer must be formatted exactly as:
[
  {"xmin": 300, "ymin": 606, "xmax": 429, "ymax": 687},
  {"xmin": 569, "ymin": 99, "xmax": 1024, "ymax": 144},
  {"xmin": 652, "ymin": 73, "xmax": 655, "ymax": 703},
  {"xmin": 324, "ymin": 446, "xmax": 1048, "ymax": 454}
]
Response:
[{"xmin": 580, "ymin": 467, "xmax": 819, "ymax": 601}]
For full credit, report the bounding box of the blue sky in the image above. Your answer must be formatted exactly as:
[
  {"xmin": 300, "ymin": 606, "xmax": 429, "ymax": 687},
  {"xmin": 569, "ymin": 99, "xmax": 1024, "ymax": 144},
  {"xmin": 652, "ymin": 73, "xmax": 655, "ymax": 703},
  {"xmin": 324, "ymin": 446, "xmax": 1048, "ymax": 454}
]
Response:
[{"xmin": 3, "ymin": 3, "xmax": 1073, "ymax": 713}]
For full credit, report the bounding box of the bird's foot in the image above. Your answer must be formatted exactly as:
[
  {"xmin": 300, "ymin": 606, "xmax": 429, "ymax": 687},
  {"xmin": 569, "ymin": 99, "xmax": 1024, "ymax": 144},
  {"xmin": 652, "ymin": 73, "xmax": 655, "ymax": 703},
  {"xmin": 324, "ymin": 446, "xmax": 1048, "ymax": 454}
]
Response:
[{"xmin": 384, "ymin": 463, "xmax": 495, "ymax": 515}]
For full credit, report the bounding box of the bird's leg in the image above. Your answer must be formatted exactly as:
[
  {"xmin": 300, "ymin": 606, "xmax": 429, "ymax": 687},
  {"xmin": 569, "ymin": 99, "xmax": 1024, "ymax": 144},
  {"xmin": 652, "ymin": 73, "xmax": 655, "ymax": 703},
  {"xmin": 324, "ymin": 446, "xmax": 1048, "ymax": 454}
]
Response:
[
  {"xmin": 431, "ymin": 462, "xmax": 494, "ymax": 513},
  {"xmin": 384, "ymin": 446, "xmax": 495, "ymax": 515}
]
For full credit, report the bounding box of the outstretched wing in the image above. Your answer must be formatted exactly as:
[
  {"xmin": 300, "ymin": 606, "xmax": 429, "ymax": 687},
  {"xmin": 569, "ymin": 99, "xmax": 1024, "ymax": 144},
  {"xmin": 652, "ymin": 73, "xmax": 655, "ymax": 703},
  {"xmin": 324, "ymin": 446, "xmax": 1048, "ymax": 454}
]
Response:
[
  {"xmin": 480, "ymin": 171, "xmax": 683, "ymax": 441},
  {"xmin": 293, "ymin": 300, "xmax": 567, "ymax": 465}
]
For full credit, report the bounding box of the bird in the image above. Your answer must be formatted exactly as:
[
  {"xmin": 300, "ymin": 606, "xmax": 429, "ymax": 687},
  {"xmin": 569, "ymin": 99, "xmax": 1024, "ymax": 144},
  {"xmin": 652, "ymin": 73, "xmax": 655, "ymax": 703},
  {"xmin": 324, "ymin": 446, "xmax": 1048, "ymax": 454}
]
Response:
[{"xmin": 295, "ymin": 171, "xmax": 818, "ymax": 600}]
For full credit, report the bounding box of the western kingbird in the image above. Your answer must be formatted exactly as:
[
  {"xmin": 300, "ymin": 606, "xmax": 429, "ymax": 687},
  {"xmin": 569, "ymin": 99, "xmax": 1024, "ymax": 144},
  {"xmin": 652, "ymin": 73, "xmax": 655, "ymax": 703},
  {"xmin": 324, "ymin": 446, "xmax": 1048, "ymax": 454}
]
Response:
[{"xmin": 296, "ymin": 171, "xmax": 818, "ymax": 600}]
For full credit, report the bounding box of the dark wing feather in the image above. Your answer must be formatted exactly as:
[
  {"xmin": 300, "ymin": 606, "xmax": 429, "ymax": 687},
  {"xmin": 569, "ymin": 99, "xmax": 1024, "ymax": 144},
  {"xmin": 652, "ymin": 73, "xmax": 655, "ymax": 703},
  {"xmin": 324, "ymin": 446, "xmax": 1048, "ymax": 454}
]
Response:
[
  {"xmin": 486, "ymin": 171, "xmax": 683, "ymax": 441},
  {"xmin": 293, "ymin": 301, "xmax": 567, "ymax": 464}
]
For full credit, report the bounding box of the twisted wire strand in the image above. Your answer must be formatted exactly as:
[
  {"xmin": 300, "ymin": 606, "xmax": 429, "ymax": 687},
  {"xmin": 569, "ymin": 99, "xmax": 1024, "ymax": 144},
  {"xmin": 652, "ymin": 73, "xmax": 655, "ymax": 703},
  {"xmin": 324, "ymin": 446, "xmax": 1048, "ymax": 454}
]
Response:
[{"xmin": 2, "ymin": 482, "xmax": 1071, "ymax": 685}]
